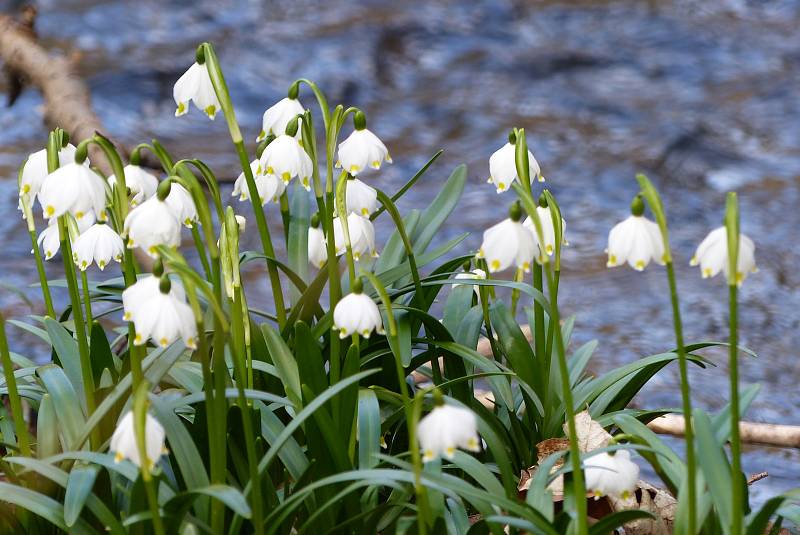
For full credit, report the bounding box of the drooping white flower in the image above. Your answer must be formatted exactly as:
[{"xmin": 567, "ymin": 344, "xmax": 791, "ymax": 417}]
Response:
[
  {"xmin": 476, "ymin": 217, "xmax": 537, "ymax": 273},
  {"xmin": 606, "ymin": 215, "xmax": 665, "ymax": 271},
  {"xmin": 121, "ymin": 274, "xmax": 186, "ymax": 322},
  {"xmin": 173, "ymin": 62, "xmax": 220, "ymax": 119},
  {"xmin": 333, "ymin": 289, "xmax": 384, "ymax": 339},
  {"xmin": 308, "ymin": 225, "xmax": 327, "ymax": 269},
  {"xmin": 418, "ymin": 404, "xmax": 481, "ymax": 462},
  {"xmin": 453, "ymin": 268, "xmax": 487, "ymax": 297},
  {"xmin": 108, "ymin": 165, "xmax": 159, "ymax": 207},
  {"xmin": 72, "ymin": 223, "xmax": 125, "ymax": 271},
  {"xmin": 257, "ymin": 97, "xmax": 304, "ymax": 141},
  {"xmin": 38, "ymin": 163, "xmax": 107, "ymax": 222},
  {"xmin": 523, "ymin": 206, "xmax": 567, "ymax": 264},
  {"xmin": 123, "ymin": 197, "xmax": 182, "ymax": 258},
  {"xmin": 164, "ymin": 183, "xmax": 198, "ymax": 227},
  {"xmin": 109, "ymin": 411, "xmax": 166, "ymax": 469},
  {"xmin": 19, "ymin": 144, "xmax": 83, "ymax": 201},
  {"xmin": 488, "ymin": 139, "xmax": 542, "ymax": 194},
  {"xmin": 332, "ymin": 213, "xmax": 378, "ymax": 261},
  {"xmin": 258, "ymin": 134, "xmax": 313, "ymax": 190},
  {"xmin": 36, "ymin": 220, "xmax": 61, "ymax": 260},
  {"xmin": 345, "ymin": 178, "xmax": 378, "ymax": 217},
  {"xmin": 125, "ymin": 278, "xmax": 197, "ymax": 349},
  {"xmin": 232, "ymin": 160, "xmax": 286, "ymax": 205},
  {"xmin": 337, "ymin": 128, "xmax": 391, "ymax": 176},
  {"xmin": 690, "ymin": 227, "xmax": 757, "ymax": 286},
  {"xmin": 584, "ymin": 450, "xmax": 640, "ymax": 499}
]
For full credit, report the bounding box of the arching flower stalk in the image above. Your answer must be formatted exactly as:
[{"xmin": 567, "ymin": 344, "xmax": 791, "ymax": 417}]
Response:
[{"xmin": 336, "ymin": 111, "xmax": 391, "ymax": 176}]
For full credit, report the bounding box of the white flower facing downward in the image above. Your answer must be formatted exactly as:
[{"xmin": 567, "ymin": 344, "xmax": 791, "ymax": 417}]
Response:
[
  {"xmin": 123, "ymin": 196, "xmax": 182, "ymax": 258},
  {"xmin": 72, "ymin": 223, "xmax": 125, "ymax": 270},
  {"xmin": 418, "ymin": 404, "xmax": 480, "ymax": 462},
  {"xmin": 523, "ymin": 206, "xmax": 567, "ymax": 264},
  {"xmin": 109, "ymin": 411, "xmax": 166, "ymax": 469},
  {"xmin": 332, "ymin": 213, "xmax": 378, "ymax": 261},
  {"xmin": 108, "ymin": 165, "xmax": 159, "ymax": 207},
  {"xmin": 258, "ymin": 134, "xmax": 313, "ymax": 190},
  {"xmin": 476, "ymin": 207, "xmax": 537, "ymax": 273},
  {"xmin": 606, "ymin": 215, "xmax": 664, "ymax": 271},
  {"xmin": 125, "ymin": 276, "xmax": 197, "ymax": 348},
  {"xmin": 19, "ymin": 144, "xmax": 83, "ymax": 201},
  {"xmin": 122, "ymin": 274, "xmax": 185, "ymax": 322},
  {"xmin": 173, "ymin": 61, "xmax": 220, "ymax": 119},
  {"xmin": 257, "ymin": 96, "xmax": 304, "ymax": 141},
  {"xmin": 584, "ymin": 450, "xmax": 640, "ymax": 499},
  {"xmin": 337, "ymin": 128, "xmax": 392, "ymax": 176},
  {"xmin": 453, "ymin": 269, "xmax": 487, "ymax": 297},
  {"xmin": 333, "ymin": 285, "xmax": 385, "ymax": 339},
  {"xmin": 308, "ymin": 223, "xmax": 327, "ymax": 269},
  {"xmin": 164, "ymin": 183, "xmax": 198, "ymax": 227},
  {"xmin": 690, "ymin": 227, "xmax": 757, "ymax": 286},
  {"xmin": 35, "ymin": 212, "xmax": 96, "ymax": 261},
  {"xmin": 345, "ymin": 178, "xmax": 378, "ymax": 217},
  {"xmin": 38, "ymin": 162, "xmax": 107, "ymax": 222},
  {"xmin": 488, "ymin": 135, "xmax": 542, "ymax": 194},
  {"xmin": 232, "ymin": 160, "xmax": 286, "ymax": 205}
]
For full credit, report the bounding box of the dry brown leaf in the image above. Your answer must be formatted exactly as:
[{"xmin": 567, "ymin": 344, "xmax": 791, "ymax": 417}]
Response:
[{"xmin": 565, "ymin": 410, "xmax": 613, "ymax": 452}]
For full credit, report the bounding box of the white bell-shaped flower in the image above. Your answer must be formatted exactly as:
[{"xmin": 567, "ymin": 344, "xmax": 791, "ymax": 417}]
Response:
[
  {"xmin": 488, "ymin": 137, "xmax": 542, "ymax": 194},
  {"xmin": 72, "ymin": 223, "xmax": 125, "ymax": 271},
  {"xmin": 108, "ymin": 165, "xmax": 159, "ymax": 207},
  {"xmin": 123, "ymin": 196, "xmax": 182, "ymax": 258},
  {"xmin": 308, "ymin": 224, "xmax": 327, "ymax": 269},
  {"xmin": 476, "ymin": 208, "xmax": 537, "ymax": 273},
  {"xmin": 173, "ymin": 61, "xmax": 220, "ymax": 119},
  {"xmin": 232, "ymin": 160, "xmax": 286, "ymax": 205},
  {"xmin": 126, "ymin": 277, "xmax": 197, "ymax": 348},
  {"xmin": 122, "ymin": 274, "xmax": 186, "ymax": 322},
  {"xmin": 606, "ymin": 213, "xmax": 665, "ymax": 271},
  {"xmin": 345, "ymin": 178, "xmax": 378, "ymax": 217},
  {"xmin": 259, "ymin": 134, "xmax": 313, "ymax": 190},
  {"xmin": 584, "ymin": 449, "xmax": 640, "ymax": 499},
  {"xmin": 36, "ymin": 220, "xmax": 61, "ymax": 261},
  {"xmin": 257, "ymin": 96, "xmax": 304, "ymax": 141},
  {"xmin": 523, "ymin": 205, "xmax": 567, "ymax": 264},
  {"xmin": 333, "ymin": 286, "xmax": 385, "ymax": 339},
  {"xmin": 19, "ymin": 144, "xmax": 83, "ymax": 201},
  {"xmin": 164, "ymin": 183, "xmax": 198, "ymax": 227},
  {"xmin": 453, "ymin": 268, "xmax": 487, "ymax": 297},
  {"xmin": 332, "ymin": 213, "xmax": 378, "ymax": 261},
  {"xmin": 337, "ymin": 122, "xmax": 391, "ymax": 176},
  {"xmin": 418, "ymin": 404, "xmax": 481, "ymax": 462},
  {"xmin": 38, "ymin": 162, "xmax": 107, "ymax": 222},
  {"xmin": 690, "ymin": 227, "xmax": 757, "ymax": 286},
  {"xmin": 109, "ymin": 410, "xmax": 166, "ymax": 469}
]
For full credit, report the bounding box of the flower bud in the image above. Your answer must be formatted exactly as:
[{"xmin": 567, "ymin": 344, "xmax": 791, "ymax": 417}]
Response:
[
  {"xmin": 153, "ymin": 257, "xmax": 164, "ymax": 277},
  {"xmin": 310, "ymin": 213, "xmax": 320, "ymax": 229},
  {"xmin": 288, "ymin": 80, "xmax": 300, "ymax": 100},
  {"xmin": 74, "ymin": 143, "xmax": 89, "ymax": 165},
  {"xmin": 538, "ymin": 192, "xmax": 548, "ymax": 208},
  {"xmin": 352, "ymin": 277, "xmax": 364, "ymax": 294},
  {"xmin": 432, "ymin": 388, "xmax": 445, "ymax": 407},
  {"xmin": 156, "ymin": 179, "xmax": 172, "ymax": 201},
  {"xmin": 630, "ymin": 195, "xmax": 645, "ymax": 217},
  {"xmin": 353, "ymin": 110, "xmax": 367, "ymax": 131},
  {"xmin": 285, "ymin": 116, "xmax": 300, "ymax": 138},
  {"xmin": 509, "ymin": 201, "xmax": 523, "ymax": 222},
  {"xmin": 256, "ymin": 134, "xmax": 276, "ymax": 158},
  {"xmin": 159, "ymin": 274, "xmax": 171, "ymax": 294},
  {"xmin": 195, "ymin": 45, "xmax": 205, "ymax": 65},
  {"xmin": 507, "ymin": 129, "xmax": 517, "ymax": 145}
]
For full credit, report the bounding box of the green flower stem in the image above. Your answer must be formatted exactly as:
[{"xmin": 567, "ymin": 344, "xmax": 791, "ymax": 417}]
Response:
[
  {"xmin": 279, "ymin": 191, "xmax": 291, "ymax": 243},
  {"xmin": 190, "ymin": 226, "xmax": 212, "ymax": 281},
  {"xmin": 80, "ymin": 269, "xmax": 93, "ymax": 329},
  {"xmin": 301, "ymin": 109, "xmax": 326, "ymax": 217},
  {"xmin": 295, "ymin": 78, "xmax": 331, "ymax": 130},
  {"xmin": 0, "ymin": 314, "xmax": 31, "ymax": 457},
  {"xmin": 335, "ymin": 172, "xmax": 357, "ymax": 287},
  {"xmin": 20, "ymin": 193, "xmax": 55, "ymax": 318},
  {"xmin": 532, "ymin": 263, "xmax": 546, "ymax": 370},
  {"xmin": 636, "ymin": 174, "xmax": 697, "ymax": 534},
  {"xmin": 132, "ymin": 384, "xmax": 166, "ymax": 535}
]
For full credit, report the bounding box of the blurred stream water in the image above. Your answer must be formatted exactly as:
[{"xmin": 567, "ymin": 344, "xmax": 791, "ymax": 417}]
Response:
[{"xmin": 0, "ymin": 0, "xmax": 798, "ymax": 502}]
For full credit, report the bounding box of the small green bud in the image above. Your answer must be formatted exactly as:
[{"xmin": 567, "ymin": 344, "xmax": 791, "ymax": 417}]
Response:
[
  {"xmin": 156, "ymin": 179, "xmax": 172, "ymax": 201},
  {"xmin": 130, "ymin": 148, "xmax": 141, "ymax": 166},
  {"xmin": 352, "ymin": 278, "xmax": 364, "ymax": 294},
  {"xmin": 195, "ymin": 45, "xmax": 205, "ymax": 65},
  {"xmin": 288, "ymin": 81, "xmax": 300, "ymax": 100},
  {"xmin": 310, "ymin": 213, "xmax": 320, "ymax": 228},
  {"xmin": 432, "ymin": 388, "xmax": 445, "ymax": 407},
  {"xmin": 60, "ymin": 131, "xmax": 70, "ymax": 148},
  {"xmin": 74, "ymin": 142, "xmax": 89, "ymax": 165},
  {"xmin": 508, "ymin": 129, "xmax": 517, "ymax": 145},
  {"xmin": 354, "ymin": 110, "xmax": 367, "ymax": 131},
  {"xmin": 158, "ymin": 274, "xmax": 171, "ymax": 294},
  {"xmin": 285, "ymin": 116, "xmax": 300, "ymax": 137},
  {"xmin": 256, "ymin": 134, "xmax": 276, "ymax": 158},
  {"xmin": 630, "ymin": 195, "xmax": 645, "ymax": 216},
  {"xmin": 153, "ymin": 258, "xmax": 164, "ymax": 277},
  {"xmin": 538, "ymin": 192, "xmax": 548, "ymax": 208},
  {"xmin": 509, "ymin": 201, "xmax": 523, "ymax": 222}
]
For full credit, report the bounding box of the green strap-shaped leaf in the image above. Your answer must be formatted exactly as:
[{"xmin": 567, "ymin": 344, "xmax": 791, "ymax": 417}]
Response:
[
  {"xmin": 37, "ymin": 364, "xmax": 85, "ymax": 449},
  {"xmin": 64, "ymin": 464, "xmax": 100, "ymax": 527},
  {"xmin": 260, "ymin": 324, "xmax": 302, "ymax": 409},
  {"xmin": 0, "ymin": 481, "xmax": 96, "ymax": 535}
]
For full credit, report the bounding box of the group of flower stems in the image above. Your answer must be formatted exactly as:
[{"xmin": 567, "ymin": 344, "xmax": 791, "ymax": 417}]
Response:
[{"xmin": 4, "ymin": 39, "xmax": 755, "ymax": 534}]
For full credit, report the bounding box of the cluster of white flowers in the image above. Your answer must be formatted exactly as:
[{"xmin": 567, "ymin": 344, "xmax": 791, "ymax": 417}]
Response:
[{"xmin": 122, "ymin": 273, "xmax": 197, "ymax": 349}]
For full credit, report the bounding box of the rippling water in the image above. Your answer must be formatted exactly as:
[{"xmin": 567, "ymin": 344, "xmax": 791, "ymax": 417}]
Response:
[{"xmin": 1, "ymin": 0, "xmax": 798, "ymax": 500}]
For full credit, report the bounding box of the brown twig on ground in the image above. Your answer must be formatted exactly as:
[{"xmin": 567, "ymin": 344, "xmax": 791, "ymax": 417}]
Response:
[{"xmin": 747, "ymin": 471, "xmax": 769, "ymax": 485}]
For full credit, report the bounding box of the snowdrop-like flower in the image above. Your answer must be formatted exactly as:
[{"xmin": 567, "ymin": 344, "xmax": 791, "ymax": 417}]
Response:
[
  {"xmin": 345, "ymin": 178, "xmax": 378, "ymax": 217},
  {"xmin": 232, "ymin": 160, "xmax": 286, "ymax": 204},
  {"xmin": 259, "ymin": 134, "xmax": 313, "ymax": 190},
  {"xmin": 122, "ymin": 273, "xmax": 185, "ymax": 322},
  {"xmin": 337, "ymin": 113, "xmax": 391, "ymax": 176},
  {"xmin": 109, "ymin": 410, "xmax": 166, "ymax": 469},
  {"xmin": 523, "ymin": 205, "xmax": 567, "ymax": 264},
  {"xmin": 164, "ymin": 183, "xmax": 198, "ymax": 227},
  {"xmin": 584, "ymin": 450, "xmax": 640, "ymax": 499},
  {"xmin": 332, "ymin": 213, "xmax": 378, "ymax": 261},
  {"xmin": 257, "ymin": 96, "xmax": 304, "ymax": 141},
  {"xmin": 35, "ymin": 212, "xmax": 96, "ymax": 260},
  {"xmin": 173, "ymin": 61, "xmax": 220, "ymax": 119},
  {"xmin": 690, "ymin": 227, "xmax": 757, "ymax": 286},
  {"xmin": 488, "ymin": 133, "xmax": 542, "ymax": 194},
  {"xmin": 38, "ymin": 162, "xmax": 107, "ymax": 222},
  {"xmin": 308, "ymin": 218, "xmax": 327, "ymax": 269},
  {"xmin": 123, "ymin": 196, "xmax": 182, "ymax": 258},
  {"xmin": 108, "ymin": 165, "xmax": 159, "ymax": 207},
  {"xmin": 125, "ymin": 276, "xmax": 197, "ymax": 348},
  {"xmin": 418, "ymin": 404, "xmax": 480, "ymax": 462},
  {"xmin": 333, "ymin": 283, "xmax": 384, "ymax": 339},
  {"xmin": 72, "ymin": 223, "xmax": 125, "ymax": 270},
  {"xmin": 453, "ymin": 268, "xmax": 486, "ymax": 297},
  {"xmin": 19, "ymin": 144, "xmax": 83, "ymax": 201},
  {"xmin": 606, "ymin": 199, "xmax": 665, "ymax": 271},
  {"xmin": 476, "ymin": 204, "xmax": 537, "ymax": 273}
]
